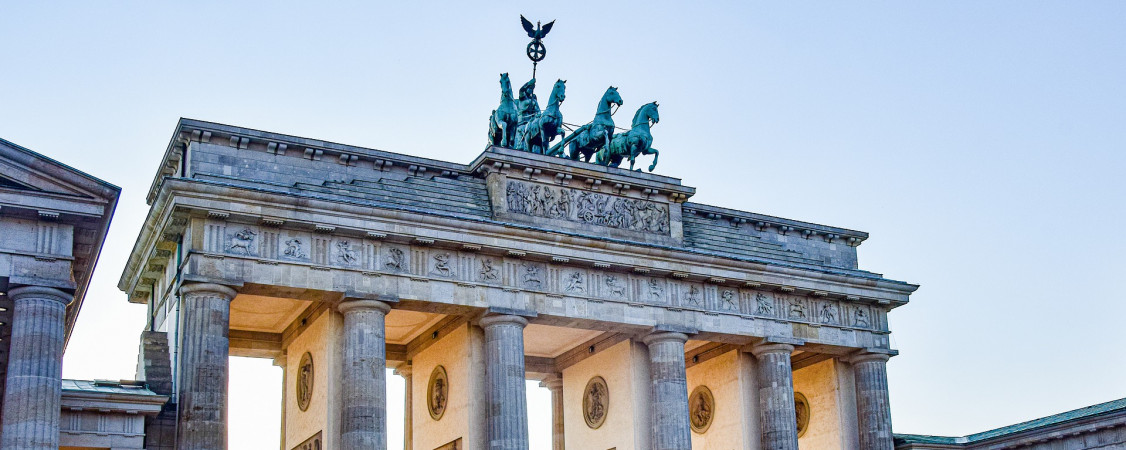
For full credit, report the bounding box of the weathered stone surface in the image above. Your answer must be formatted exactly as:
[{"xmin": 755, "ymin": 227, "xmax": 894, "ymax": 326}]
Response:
[
  {"xmin": 852, "ymin": 352, "xmax": 894, "ymax": 450},
  {"xmin": 540, "ymin": 375, "xmax": 565, "ymax": 450},
  {"xmin": 480, "ymin": 314, "xmax": 531, "ymax": 450},
  {"xmin": 642, "ymin": 331, "xmax": 692, "ymax": 450},
  {"xmin": 176, "ymin": 283, "xmax": 236, "ymax": 450},
  {"xmin": 752, "ymin": 342, "xmax": 799, "ymax": 450},
  {"xmin": 0, "ymin": 286, "xmax": 71, "ymax": 450},
  {"xmin": 338, "ymin": 299, "xmax": 392, "ymax": 450}
]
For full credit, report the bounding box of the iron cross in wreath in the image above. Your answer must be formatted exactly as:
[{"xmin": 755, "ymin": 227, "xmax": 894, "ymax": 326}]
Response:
[{"xmin": 521, "ymin": 15, "xmax": 554, "ymax": 64}]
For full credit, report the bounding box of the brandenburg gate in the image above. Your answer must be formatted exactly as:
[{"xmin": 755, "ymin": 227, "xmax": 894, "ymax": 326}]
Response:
[{"xmin": 120, "ymin": 118, "xmax": 916, "ymax": 449}]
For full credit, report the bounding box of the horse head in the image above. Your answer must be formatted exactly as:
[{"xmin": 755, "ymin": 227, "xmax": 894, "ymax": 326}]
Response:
[
  {"xmin": 551, "ymin": 79, "xmax": 567, "ymax": 103},
  {"xmin": 499, "ymin": 73, "xmax": 512, "ymax": 98},
  {"xmin": 632, "ymin": 102, "xmax": 660, "ymax": 128},
  {"xmin": 602, "ymin": 86, "xmax": 624, "ymax": 109}
]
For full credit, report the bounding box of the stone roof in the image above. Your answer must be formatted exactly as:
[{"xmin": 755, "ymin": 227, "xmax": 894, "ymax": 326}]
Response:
[
  {"xmin": 895, "ymin": 397, "xmax": 1126, "ymax": 446},
  {"xmin": 62, "ymin": 379, "xmax": 164, "ymax": 396}
]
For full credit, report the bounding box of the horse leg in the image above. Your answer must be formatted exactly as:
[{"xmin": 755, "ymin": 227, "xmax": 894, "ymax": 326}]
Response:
[{"xmin": 647, "ymin": 148, "xmax": 659, "ymax": 172}]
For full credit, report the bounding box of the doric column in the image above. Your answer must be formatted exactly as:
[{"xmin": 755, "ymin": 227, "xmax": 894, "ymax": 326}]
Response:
[
  {"xmin": 642, "ymin": 331, "xmax": 691, "ymax": 450},
  {"xmin": 851, "ymin": 352, "xmax": 894, "ymax": 450},
  {"xmin": 751, "ymin": 342, "xmax": 799, "ymax": 450},
  {"xmin": 539, "ymin": 375, "xmax": 565, "ymax": 450},
  {"xmin": 176, "ymin": 282, "xmax": 237, "ymax": 450},
  {"xmin": 0, "ymin": 286, "xmax": 71, "ymax": 450},
  {"xmin": 479, "ymin": 314, "xmax": 530, "ymax": 450},
  {"xmin": 274, "ymin": 353, "xmax": 288, "ymax": 450},
  {"xmin": 338, "ymin": 299, "xmax": 392, "ymax": 450},
  {"xmin": 394, "ymin": 363, "xmax": 414, "ymax": 450}
]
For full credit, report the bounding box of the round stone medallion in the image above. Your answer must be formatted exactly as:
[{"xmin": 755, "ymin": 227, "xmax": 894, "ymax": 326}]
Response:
[
  {"xmin": 795, "ymin": 391, "xmax": 811, "ymax": 438},
  {"xmin": 582, "ymin": 376, "xmax": 609, "ymax": 429},
  {"xmin": 296, "ymin": 352, "xmax": 314, "ymax": 412},
  {"xmin": 427, "ymin": 365, "xmax": 449, "ymax": 420},
  {"xmin": 689, "ymin": 385, "xmax": 715, "ymax": 433}
]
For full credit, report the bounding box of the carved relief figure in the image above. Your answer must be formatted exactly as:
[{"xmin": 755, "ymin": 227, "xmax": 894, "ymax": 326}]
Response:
[
  {"xmin": 789, "ymin": 299, "xmax": 806, "ymax": 319},
  {"xmin": 689, "ymin": 386, "xmax": 715, "ymax": 433},
  {"xmin": 523, "ymin": 264, "xmax": 543, "ymax": 288},
  {"xmin": 283, "ymin": 238, "xmax": 306, "ymax": 259},
  {"xmin": 756, "ymin": 293, "xmax": 774, "ymax": 315},
  {"xmin": 605, "ymin": 275, "xmax": 626, "ymax": 298},
  {"xmin": 385, "ymin": 247, "xmax": 405, "ymax": 271},
  {"xmin": 721, "ymin": 290, "xmax": 737, "ymax": 310},
  {"xmin": 228, "ymin": 228, "xmax": 256, "ymax": 255},
  {"xmin": 648, "ymin": 279, "xmax": 664, "ymax": 302},
  {"xmin": 296, "ymin": 352, "xmax": 314, "ymax": 412},
  {"xmin": 686, "ymin": 285, "xmax": 702, "ymax": 307},
  {"xmin": 583, "ymin": 376, "xmax": 609, "ymax": 429},
  {"xmin": 428, "ymin": 366, "xmax": 449, "ymax": 420},
  {"xmin": 505, "ymin": 180, "xmax": 670, "ymax": 234},
  {"xmin": 854, "ymin": 308, "xmax": 870, "ymax": 328},
  {"xmin": 479, "ymin": 258, "xmax": 500, "ymax": 282},
  {"xmin": 795, "ymin": 392, "xmax": 811, "ymax": 438},
  {"xmin": 432, "ymin": 253, "xmax": 453, "ymax": 277},
  {"xmin": 565, "ymin": 271, "xmax": 584, "ymax": 294},
  {"xmin": 820, "ymin": 303, "xmax": 837, "ymax": 324},
  {"xmin": 336, "ymin": 240, "xmax": 357, "ymax": 265}
]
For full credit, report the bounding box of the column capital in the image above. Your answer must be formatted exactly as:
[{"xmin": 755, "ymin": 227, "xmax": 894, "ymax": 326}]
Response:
[
  {"xmin": 178, "ymin": 282, "xmax": 238, "ymax": 299},
  {"xmin": 848, "ymin": 350, "xmax": 893, "ymax": 365},
  {"xmin": 478, "ymin": 313, "xmax": 528, "ymax": 329},
  {"xmin": 539, "ymin": 374, "xmax": 563, "ymax": 391},
  {"xmin": 337, "ymin": 299, "xmax": 391, "ymax": 315},
  {"xmin": 7, "ymin": 285, "xmax": 72, "ymax": 305},
  {"xmin": 641, "ymin": 330, "xmax": 688, "ymax": 347},
  {"xmin": 750, "ymin": 341, "xmax": 795, "ymax": 357},
  {"xmin": 393, "ymin": 362, "xmax": 413, "ymax": 378}
]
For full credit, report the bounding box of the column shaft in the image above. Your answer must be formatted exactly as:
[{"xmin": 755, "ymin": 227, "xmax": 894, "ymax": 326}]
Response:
[
  {"xmin": 395, "ymin": 364, "xmax": 413, "ymax": 450},
  {"xmin": 176, "ymin": 283, "xmax": 237, "ymax": 450},
  {"xmin": 752, "ymin": 343, "xmax": 799, "ymax": 450},
  {"xmin": 642, "ymin": 331, "xmax": 691, "ymax": 450},
  {"xmin": 853, "ymin": 353, "xmax": 894, "ymax": 450},
  {"xmin": 0, "ymin": 286, "xmax": 71, "ymax": 450},
  {"xmin": 540, "ymin": 376, "xmax": 565, "ymax": 450},
  {"xmin": 338, "ymin": 299, "xmax": 391, "ymax": 450},
  {"xmin": 480, "ymin": 314, "xmax": 529, "ymax": 450}
]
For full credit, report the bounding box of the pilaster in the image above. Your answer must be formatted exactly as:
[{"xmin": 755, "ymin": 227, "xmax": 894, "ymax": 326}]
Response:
[{"xmin": 539, "ymin": 375, "xmax": 565, "ymax": 450}]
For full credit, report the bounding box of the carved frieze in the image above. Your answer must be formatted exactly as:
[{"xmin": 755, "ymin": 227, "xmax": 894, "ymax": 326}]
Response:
[
  {"xmin": 477, "ymin": 257, "xmax": 501, "ymax": 283},
  {"xmin": 505, "ymin": 180, "xmax": 670, "ymax": 235}
]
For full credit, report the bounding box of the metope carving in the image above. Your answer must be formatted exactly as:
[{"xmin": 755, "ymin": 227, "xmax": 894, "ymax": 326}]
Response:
[
  {"xmin": 522, "ymin": 263, "xmax": 543, "ymax": 289},
  {"xmin": 384, "ymin": 247, "xmax": 406, "ymax": 272},
  {"xmin": 583, "ymin": 376, "xmax": 609, "ymax": 429},
  {"xmin": 689, "ymin": 385, "xmax": 715, "ymax": 434},
  {"xmin": 432, "ymin": 253, "xmax": 453, "ymax": 277},
  {"xmin": 478, "ymin": 258, "xmax": 500, "ymax": 282},
  {"xmin": 428, "ymin": 365, "xmax": 448, "ymax": 420},
  {"xmin": 789, "ymin": 299, "xmax": 806, "ymax": 320},
  {"xmin": 336, "ymin": 240, "xmax": 357, "ymax": 265},
  {"xmin": 565, "ymin": 271, "xmax": 585, "ymax": 294},
  {"xmin": 283, "ymin": 238, "xmax": 306, "ymax": 259},
  {"xmin": 721, "ymin": 290, "xmax": 737, "ymax": 311},
  {"xmin": 296, "ymin": 352, "xmax": 314, "ymax": 412},
  {"xmin": 756, "ymin": 293, "xmax": 774, "ymax": 315},
  {"xmin": 647, "ymin": 279, "xmax": 664, "ymax": 302},
  {"xmin": 505, "ymin": 180, "xmax": 670, "ymax": 235},
  {"xmin": 854, "ymin": 307, "xmax": 870, "ymax": 328},
  {"xmin": 820, "ymin": 303, "xmax": 837, "ymax": 324},
  {"xmin": 228, "ymin": 228, "xmax": 256, "ymax": 255},
  {"xmin": 605, "ymin": 275, "xmax": 626, "ymax": 298},
  {"xmin": 685, "ymin": 285, "xmax": 702, "ymax": 307}
]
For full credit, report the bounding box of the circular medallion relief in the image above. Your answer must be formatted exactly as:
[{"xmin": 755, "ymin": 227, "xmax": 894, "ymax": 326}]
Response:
[
  {"xmin": 583, "ymin": 376, "xmax": 609, "ymax": 429},
  {"xmin": 296, "ymin": 352, "xmax": 314, "ymax": 412},
  {"xmin": 795, "ymin": 391, "xmax": 811, "ymax": 438},
  {"xmin": 427, "ymin": 365, "xmax": 449, "ymax": 420},
  {"xmin": 689, "ymin": 385, "xmax": 715, "ymax": 433}
]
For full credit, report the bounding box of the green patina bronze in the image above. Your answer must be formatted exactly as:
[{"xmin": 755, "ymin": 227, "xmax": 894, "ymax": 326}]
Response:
[
  {"xmin": 488, "ymin": 73, "xmax": 518, "ymax": 149},
  {"xmin": 516, "ymin": 79, "xmax": 566, "ymax": 155},
  {"xmin": 596, "ymin": 102, "xmax": 660, "ymax": 172},
  {"xmin": 547, "ymin": 86, "xmax": 623, "ymax": 160}
]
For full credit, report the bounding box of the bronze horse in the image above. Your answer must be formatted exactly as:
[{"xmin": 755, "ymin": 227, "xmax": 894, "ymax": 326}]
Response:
[
  {"xmin": 487, "ymin": 73, "xmax": 518, "ymax": 148},
  {"xmin": 518, "ymin": 79, "xmax": 566, "ymax": 154},
  {"xmin": 597, "ymin": 102, "xmax": 660, "ymax": 172},
  {"xmin": 547, "ymin": 86, "xmax": 623, "ymax": 160}
]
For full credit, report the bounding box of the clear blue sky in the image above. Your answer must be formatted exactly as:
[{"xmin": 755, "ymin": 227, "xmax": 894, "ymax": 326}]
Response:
[{"xmin": 3, "ymin": 2, "xmax": 1124, "ymax": 448}]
